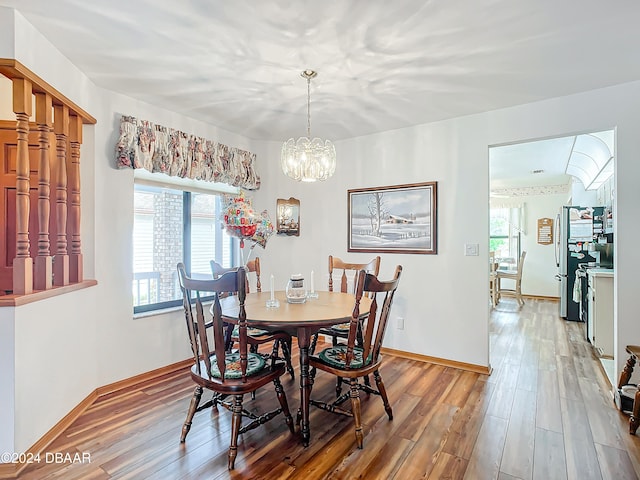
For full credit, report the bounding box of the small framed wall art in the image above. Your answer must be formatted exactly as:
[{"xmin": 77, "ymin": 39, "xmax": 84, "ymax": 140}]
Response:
[{"xmin": 276, "ymin": 197, "xmax": 300, "ymax": 236}]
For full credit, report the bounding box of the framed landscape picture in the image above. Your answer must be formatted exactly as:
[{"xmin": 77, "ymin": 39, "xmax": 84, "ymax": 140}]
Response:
[{"xmin": 347, "ymin": 182, "xmax": 437, "ymax": 254}]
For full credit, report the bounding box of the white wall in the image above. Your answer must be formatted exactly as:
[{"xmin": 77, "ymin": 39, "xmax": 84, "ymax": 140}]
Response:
[
  {"xmin": 0, "ymin": 307, "xmax": 15, "ymax": 454},
  {"xmin": 3, "ymin": 6, "xmax": 640, "ymax": 456},
  {"xmin": 253, "ymin": 116, "xmax": 491, "ymax": 365},
  {"xmin": 13, "ymin": 289, "xmax": 97, "ymax": 451}
]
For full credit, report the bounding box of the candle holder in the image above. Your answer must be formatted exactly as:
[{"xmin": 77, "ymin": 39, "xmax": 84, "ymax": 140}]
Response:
[
  {"xmin": 266, "ymin": 297, "xmax": 280, "ymax": 308},
  {"xmin": 307, "ymin": 270, "xmax": 319, "ymax": 299},
  {"xmin": 266, "ymin": 274, "xmax": 280, "ymax": 308}
]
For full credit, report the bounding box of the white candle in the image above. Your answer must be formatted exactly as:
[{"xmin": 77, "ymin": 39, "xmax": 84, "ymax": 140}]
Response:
[
  {"xmin": 310, "ymin": 270, "xmax": 315, "ymax": 293},
  {"xmin": 270, "ymin": 274, "xmax": 275, "ymax": 301}
]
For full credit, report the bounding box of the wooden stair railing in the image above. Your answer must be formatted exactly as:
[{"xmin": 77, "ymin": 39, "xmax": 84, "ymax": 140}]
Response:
[
  {"xmin": 34, "ymin": 92, "xmax": 53, "ymax": 291},
  {"xmin": 0, "ymin": 58, "xmax": 96, "ymax": 296},
  {"xmin": 11, "ymin": 77, "xmax": 32, "ymax": 294},
  {"xmin": 52, "ymin": 104, "xmax": 69, "ymax": 287}
]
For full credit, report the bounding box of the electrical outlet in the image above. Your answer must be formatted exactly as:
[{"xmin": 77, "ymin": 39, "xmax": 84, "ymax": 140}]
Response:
[
  {"xmin": 464, "ymin": 243, "xmax": 479, "ymax": 256},
  {"xmin": 397, "ymin": 317, "xmax": 404, "ymax": 330}
]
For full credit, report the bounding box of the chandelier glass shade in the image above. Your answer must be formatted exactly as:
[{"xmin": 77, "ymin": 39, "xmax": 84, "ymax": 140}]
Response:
[{"xmin": 281, "ymin": 70, "xmax": 336, "ymax": 182}]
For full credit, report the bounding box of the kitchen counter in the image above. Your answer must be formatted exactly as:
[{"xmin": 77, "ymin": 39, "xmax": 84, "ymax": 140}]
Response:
[
  {"xmin": 587, "ymin": 267, "xmax": 614, "ymax": 277},
  {"xmin": 587, "ymin": 269, "xmax": 614, "ymax": 358}
]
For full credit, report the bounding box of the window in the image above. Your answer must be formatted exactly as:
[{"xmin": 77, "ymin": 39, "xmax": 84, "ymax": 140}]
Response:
[
  {"xmin": 133, "ymin": 184, "xmax": 237, "ymax": 313},
  {"xmin": 490, "ymin": 207, "xmax": 522, "ymax": 263}
]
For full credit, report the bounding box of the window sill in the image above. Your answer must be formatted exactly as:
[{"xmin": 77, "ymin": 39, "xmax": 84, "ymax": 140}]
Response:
[
  {"xmin": 0, "ymin": 280, "xmax": 98, "ymax": 307},
  {"xmin": 133, "ymin": 299, "xmax": 218, "ymax": 320},
  {"xmin": 133, "ymin": 304, "xmax": 184, "ymax": 319}
]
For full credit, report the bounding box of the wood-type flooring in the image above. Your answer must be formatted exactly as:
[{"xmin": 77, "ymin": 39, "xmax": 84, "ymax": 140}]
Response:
[{"xmin": 17, "ymin": 298, "xmax": 640, "ymax": 479}]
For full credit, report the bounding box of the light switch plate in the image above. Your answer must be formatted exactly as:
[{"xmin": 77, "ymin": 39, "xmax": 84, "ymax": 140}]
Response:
[{"xmin": 464, "ymin": 243, "xmax": 479, "ymax": 256}]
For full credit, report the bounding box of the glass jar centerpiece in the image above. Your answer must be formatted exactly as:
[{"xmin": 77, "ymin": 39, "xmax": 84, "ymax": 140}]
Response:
[{"xmin": 286, "ymin": 274, "xmax": 307, "ymax": 304}]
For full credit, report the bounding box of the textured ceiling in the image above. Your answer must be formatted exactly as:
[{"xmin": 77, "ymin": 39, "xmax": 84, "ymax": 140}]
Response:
[
  {"xmin": 2, "ymin": 0, "xmax": 640, "ymax": 145},
  {"xmin": 490, "ymin": 130, "xmax": 615, "ymax": 190}
]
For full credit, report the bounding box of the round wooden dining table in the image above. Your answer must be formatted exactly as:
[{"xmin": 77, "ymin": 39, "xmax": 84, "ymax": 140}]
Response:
[{"xmin": 219, "ymin": 290, "xmax": 372, "ymax": 447}]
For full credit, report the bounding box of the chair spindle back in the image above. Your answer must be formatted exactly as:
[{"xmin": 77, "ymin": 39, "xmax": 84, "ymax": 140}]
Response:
[
  {"xmin": 211, "ymin": 258, "xmax": 260, "ymax": 294},
  {"xmin": 328, "ymin": 255, "xmax": 381, "ymax": 293},
  {"xmin": 343, "ymin": 265, "xmax": 402, "ymax": 368},
  {"xmin": 178, "ymin": 262, "xmax": 249, "ymax": 382}
]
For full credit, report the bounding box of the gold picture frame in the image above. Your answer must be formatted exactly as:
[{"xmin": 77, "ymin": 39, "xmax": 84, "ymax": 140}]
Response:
[{"xmin": 276, "ymin": 197, "xmax": 300, "ymax": 236}]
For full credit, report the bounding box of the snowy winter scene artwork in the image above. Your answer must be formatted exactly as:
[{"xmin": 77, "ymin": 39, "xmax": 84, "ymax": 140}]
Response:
[{"xmin": 347, "ymin": 182, "xmax": 437, "ymax": 254}]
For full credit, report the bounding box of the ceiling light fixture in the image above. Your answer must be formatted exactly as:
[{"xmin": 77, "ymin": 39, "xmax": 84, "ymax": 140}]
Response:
[
  {"xmin": 565, "ymin": 134, "xmax": 614, "ymax": 191},
  {"xmin": 281, "ymin": 70, "xmax": 336, "ymax": 182}
]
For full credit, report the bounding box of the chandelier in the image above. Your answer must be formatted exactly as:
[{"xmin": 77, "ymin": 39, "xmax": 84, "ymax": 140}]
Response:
[{"xmin": 281, "ymin": 70, "xmax": 336, "ymax": 182}]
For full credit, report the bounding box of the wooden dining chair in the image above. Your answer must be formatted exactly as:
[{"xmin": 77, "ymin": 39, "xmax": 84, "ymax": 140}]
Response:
[
  {"xmin": 308, "ymin": 265, "xmax": 402, "ymax": 449},
  {"xmin": 210, "ymin": 259, "xmax": 294, "ymax": 379},
  {"xmin": 210, "ymin": 258, "xmax": 260, "ymax": 294},
  {"xmin": 310, "ymin": 255, "xmax": 381, "ymax": 353},
  {"xmin": 176, "ymin": 263, "xmax": 294, "ymax": 470},
  {"xmin": 496, "ymin": 250, "xmax": 527, "ymax": 306},
  {"xmin": 246, "ymin": 257, "xmax": 262, "ymax": 292}
]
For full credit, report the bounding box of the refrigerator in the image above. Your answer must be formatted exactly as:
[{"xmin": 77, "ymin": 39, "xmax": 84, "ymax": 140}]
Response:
[{"xmin": 555, "ymin": 206, "xmax": 607, "ymax": 321}]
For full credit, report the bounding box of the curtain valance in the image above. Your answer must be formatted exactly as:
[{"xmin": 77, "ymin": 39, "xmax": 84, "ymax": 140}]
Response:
[{"xmin": 115, "ymin": 115, "xmax": 260, "ymax": 190}]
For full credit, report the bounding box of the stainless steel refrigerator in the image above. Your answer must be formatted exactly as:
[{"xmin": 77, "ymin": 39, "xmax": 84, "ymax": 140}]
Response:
[{"xmin": 555, "ymin": 206, "xmax": 607, "ymax": 321}]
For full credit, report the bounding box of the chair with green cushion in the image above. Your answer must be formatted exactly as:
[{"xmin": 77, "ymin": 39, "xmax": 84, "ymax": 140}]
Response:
[
  {"xmin": 210, "ymin": 259, "xmax": 294, "ymax": 379},
  {"xmin": 308, "ymin": 265, "xmax": 402, "ymax": 449},
  {"xmin": 177, "ymin": 263, "xmax": 294, "ymax": 470},
  {"xmin": 310, "ymin": 255, "xmax": 381, "ymax": 397}
]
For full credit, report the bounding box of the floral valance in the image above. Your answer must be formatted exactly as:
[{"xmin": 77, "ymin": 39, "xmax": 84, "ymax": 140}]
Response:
[{"xmin": 115, "ymin": 115, "xmax": 260, "ymax": 190}]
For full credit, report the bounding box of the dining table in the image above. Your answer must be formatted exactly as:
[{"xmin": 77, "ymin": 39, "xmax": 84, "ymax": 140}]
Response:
[{"xmin": 219, "ymin": 290, "xmax": 372, "ymax": 447}]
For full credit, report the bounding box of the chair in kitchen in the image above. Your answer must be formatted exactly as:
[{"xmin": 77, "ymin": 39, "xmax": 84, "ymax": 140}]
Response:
[
  {"xmin": 496, "ymin": 250, "xmax": 527, "ymax": 306},
  {"xmin": 310, "ymin": 255, "xmax": 381, "ymax": 353},
  {"xmin": 308, "ymin": 266, "xmax": 402, "ymax": 449},
  {"xmin": 489, "ymin": 250, "xmax": 498, "ymax": 308},
  {"xmin": 210, "ymin": 259, "xmax": 294, "ymax": 379},
  {"xmin": 176, "ymin": 263, "xmax": 294, "ymax": 470}
]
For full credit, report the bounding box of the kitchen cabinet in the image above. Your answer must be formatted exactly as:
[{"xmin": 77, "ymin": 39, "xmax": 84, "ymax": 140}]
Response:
[{"xmin": 587, "ymin": 269, "xmax": 614, "ymax": 357}]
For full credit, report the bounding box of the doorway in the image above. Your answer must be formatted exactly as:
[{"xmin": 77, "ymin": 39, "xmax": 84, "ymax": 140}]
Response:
[{"xmin": 489, "ymin": 129, "xmax": 616, "ymax": 384}]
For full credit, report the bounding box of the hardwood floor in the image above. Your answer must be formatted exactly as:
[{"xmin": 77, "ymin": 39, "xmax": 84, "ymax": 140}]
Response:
[{"xmin": 17, "ymin": 298, "xmax": 640, "ymax": 479}]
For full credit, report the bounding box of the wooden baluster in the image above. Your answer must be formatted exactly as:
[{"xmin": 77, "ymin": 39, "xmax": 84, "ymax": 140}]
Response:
[
  {"xmin": 34, "ymin": 92, "xmax": 53, "ymax": 290},
  {"xmin": 68, "ymin": 114, "xmax": 83, "ymax": 282},
  {"xmin": 12, "ymin": 78, "xmax": 33, "ymax": 294},
  {"xmin": 53, "ymin": 104, "xmax": 69, "ymax": 286}
]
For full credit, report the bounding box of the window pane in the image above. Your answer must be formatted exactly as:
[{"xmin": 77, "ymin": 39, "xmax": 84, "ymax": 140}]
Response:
[
  {"xmin": 133, "ymin": 184, "xmax": 237, "ymax": 312},
  {"xmin": 133, "ymin": 185, "xmax": 184, "ymax": 307},
  {"xmin": 221, "ymin": 226, "xmax": 233, "ymax": 267},
  {"xmin": 490, "ymin": 207, "xmax": 520, "ymax": 261},
  {"xmin": 490, "ymin": 237, "xmax": 510, "ymax": 259},
  {"xmin": 490, "ymin": 208, "xmax": 509, "ymax": 236},
  {"xmin": 190, "ymin": 192, "xmax": 217, "ymax": 278}
]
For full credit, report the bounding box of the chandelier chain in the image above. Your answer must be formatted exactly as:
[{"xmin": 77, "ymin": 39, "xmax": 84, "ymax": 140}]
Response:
[{"xmin": 306, "ymin": 76, "xmax": 311, "ymax": 138}]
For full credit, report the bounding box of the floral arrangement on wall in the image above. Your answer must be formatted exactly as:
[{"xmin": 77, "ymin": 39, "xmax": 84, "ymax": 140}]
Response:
[{"xmin": 115, "ymin": 115, "xmax": 260, "ymax": 190}]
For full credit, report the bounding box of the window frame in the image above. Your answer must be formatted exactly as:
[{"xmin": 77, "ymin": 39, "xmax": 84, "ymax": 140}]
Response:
[
  {"xmin": 490, "ymin": 207, "xmax": 522, "ymax": 264},
  {"xmin": 132, "ymin": 183, "xmax": 238, "ymax": 314}
]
